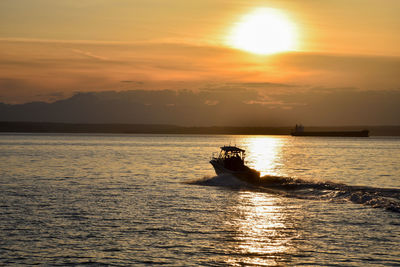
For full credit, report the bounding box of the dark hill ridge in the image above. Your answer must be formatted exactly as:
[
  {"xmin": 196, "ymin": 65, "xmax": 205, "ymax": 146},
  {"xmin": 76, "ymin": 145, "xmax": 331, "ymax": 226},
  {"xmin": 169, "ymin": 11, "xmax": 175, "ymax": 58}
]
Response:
[
  {"xmin": 0, "ymin": 90, "xmax": 257, "ymax": 125},
  {"xmin": 1, "ymin": 121, "xmax": 400, "ymax": 136},
  {"xmin": 1, "ymin": 90, "xmax": 400, "ymax": 131}
]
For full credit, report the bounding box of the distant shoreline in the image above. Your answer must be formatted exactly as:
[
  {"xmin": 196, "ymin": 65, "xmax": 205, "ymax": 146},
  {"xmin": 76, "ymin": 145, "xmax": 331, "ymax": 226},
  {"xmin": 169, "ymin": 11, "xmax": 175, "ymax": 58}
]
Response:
[{"xmin": 1, "ymin": 121, "xmax": 400, "ymax": 136}]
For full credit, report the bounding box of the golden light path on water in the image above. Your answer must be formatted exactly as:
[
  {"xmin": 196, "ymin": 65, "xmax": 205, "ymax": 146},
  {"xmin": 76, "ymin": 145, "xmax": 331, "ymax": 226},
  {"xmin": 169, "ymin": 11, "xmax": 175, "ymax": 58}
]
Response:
[
  {"xmin": 222, "ymin": 137, "xmax": 298, "ymax": 265},
  {"xmin": 226, "ymin": 191, "xmax": 296, "ymax": 266},
  {"xmin": 243, "ymin": 136, "xmax": 285, "ymax": 177}
]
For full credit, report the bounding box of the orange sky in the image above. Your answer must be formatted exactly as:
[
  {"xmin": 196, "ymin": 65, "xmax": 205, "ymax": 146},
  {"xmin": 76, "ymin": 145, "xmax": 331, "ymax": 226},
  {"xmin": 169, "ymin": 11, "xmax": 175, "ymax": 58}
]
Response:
[{"xmin": 1, "ymin": 0, "xmax": 400, "ymax": 105}]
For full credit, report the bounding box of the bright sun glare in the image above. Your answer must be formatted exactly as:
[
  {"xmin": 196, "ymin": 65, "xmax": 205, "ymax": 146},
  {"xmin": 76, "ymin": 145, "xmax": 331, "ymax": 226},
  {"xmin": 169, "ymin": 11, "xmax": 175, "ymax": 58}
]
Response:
[{"xmin": 228, "ymin": 8, "xmax": 297, "ymax": 55}]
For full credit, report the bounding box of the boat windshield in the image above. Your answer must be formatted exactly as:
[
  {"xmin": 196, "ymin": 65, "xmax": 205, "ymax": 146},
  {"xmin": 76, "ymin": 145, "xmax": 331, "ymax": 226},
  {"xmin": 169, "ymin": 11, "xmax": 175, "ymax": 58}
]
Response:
[{"xmin": 219, "ymin": 146, "xmax": 245, "ymax": 160}]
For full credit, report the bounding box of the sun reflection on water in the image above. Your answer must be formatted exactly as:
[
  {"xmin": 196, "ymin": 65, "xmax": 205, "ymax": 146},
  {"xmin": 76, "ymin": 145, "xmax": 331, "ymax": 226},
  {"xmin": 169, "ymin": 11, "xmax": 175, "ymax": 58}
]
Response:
[
  {"xmin": 242, "ymin": 136, "xmax": 285, "ymax": 177},
  {"xmin": 226, "ymin": 191, "xmax": 295, "ymax": 266}
]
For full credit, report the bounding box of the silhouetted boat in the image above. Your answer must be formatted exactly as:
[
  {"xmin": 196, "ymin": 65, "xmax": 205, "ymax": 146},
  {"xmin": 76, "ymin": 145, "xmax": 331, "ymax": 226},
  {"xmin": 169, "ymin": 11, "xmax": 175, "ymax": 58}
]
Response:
[
  {"xmin": 210, "ymin": 146, "xmax": 260, "ymax": 182},
  {"xmin": 291, "ymin": 125, "xmax": 369, "ymax": 137}
]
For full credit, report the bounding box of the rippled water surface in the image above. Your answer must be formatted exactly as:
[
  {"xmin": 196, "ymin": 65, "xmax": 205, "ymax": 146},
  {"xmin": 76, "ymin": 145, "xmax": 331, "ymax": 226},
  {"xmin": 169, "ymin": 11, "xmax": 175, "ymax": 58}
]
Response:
[{"xmin": 0, "ymin": 134, "xmax": 399, "ymax": 266}]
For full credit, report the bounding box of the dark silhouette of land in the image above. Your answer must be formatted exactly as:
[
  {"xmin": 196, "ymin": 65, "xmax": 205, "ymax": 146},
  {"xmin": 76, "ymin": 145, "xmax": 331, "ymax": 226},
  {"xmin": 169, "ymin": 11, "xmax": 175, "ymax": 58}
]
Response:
[
  {"xmin": 1, "ymin": 90, "xmax": 400, "ymax": 127},
  {"xmin": 1, "ymin": 90, "xmax": 400, "ymax": 136},
  {"xmin": 1, "ymin": 121, "xmax": 400, "ymax": 136}
]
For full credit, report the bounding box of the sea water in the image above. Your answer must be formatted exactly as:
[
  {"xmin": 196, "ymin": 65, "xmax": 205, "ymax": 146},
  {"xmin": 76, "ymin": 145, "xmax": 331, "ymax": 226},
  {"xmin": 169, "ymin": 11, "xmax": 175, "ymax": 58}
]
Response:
[{"xmin": 0, "ymin": 133, "xmax": 399, "ymax": 266}]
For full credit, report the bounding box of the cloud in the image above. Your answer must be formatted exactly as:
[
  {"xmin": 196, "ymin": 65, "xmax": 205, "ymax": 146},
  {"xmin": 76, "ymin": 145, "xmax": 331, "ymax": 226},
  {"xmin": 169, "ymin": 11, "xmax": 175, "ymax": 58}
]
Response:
[
  {"xmin": 0, "ymin": 78, "xmax": 27, "ymax": 90},
  {"xmin": 225, "ymin": 82, "xmax": 297, "ymax": 88},
  {"xmin": 71, "ymin": 49, "xmax": 108, "ymax": 61},
  {"xmin": 120, "ymin": 80, "xmax": 144, "ymax": 84},
  {"xmin": 1, "ymin": 38, "xmax": 400, "ymax": 105},
  {"xmin": 204, "ymin": 99, "xmax": 219, "ymax": 106},
  {"xmin": 268, "ymin": 52, "xmax": 400, "ymax": 90}
]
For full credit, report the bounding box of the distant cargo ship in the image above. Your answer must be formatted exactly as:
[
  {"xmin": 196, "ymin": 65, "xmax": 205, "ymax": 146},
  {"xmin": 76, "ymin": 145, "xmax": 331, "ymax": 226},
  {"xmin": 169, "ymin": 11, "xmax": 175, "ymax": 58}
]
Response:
[{"xmin": 291, "ymin": 125, "xmax": 369, "ymax": 137}]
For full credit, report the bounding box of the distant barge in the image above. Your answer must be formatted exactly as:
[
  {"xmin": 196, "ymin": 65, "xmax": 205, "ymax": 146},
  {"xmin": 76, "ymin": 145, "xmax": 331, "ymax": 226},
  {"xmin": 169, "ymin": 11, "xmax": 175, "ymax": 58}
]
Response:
[{"xmin": 291, "ymin": 125, "xmax": 369, "ymax": 137}]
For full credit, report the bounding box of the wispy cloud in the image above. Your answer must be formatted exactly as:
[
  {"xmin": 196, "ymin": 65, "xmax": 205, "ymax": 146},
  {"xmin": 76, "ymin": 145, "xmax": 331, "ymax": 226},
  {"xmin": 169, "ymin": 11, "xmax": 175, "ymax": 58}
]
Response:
[
  {"xmin": 71, "ymin": 49, "xmax": 108, "ymax": 61},
  {"xmin": 225, "ymin": 82, "xmax": 297, "ymax": 88}
]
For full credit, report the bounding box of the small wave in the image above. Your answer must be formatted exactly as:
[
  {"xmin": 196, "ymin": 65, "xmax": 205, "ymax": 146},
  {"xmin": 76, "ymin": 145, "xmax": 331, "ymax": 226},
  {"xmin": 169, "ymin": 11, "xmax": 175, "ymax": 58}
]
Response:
[
  {"xmin": 189, "ymin": 174, "xmax": 400, "ymax": 213},
  {"xmin": 335, "ymin": 188, "xmax": 400, "ymax": 212},
  {"xmin": 260, "ymin": 176, "xmax": 400, "ymax": 212}
]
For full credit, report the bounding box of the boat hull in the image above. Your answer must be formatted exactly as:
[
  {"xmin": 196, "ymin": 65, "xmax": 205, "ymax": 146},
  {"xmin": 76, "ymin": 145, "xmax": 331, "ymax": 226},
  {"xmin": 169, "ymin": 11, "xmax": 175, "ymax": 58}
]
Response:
[{"xmin": 210, "ymin": 159, "xmax": 260, "ymax": 183}]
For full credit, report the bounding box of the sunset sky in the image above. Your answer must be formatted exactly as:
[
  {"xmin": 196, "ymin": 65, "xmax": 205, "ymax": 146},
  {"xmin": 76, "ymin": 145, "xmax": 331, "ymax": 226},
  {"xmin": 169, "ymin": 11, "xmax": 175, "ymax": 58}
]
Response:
[{"xmin": 1, "ymin": 0, "xmax": 400, "ymax": 125}]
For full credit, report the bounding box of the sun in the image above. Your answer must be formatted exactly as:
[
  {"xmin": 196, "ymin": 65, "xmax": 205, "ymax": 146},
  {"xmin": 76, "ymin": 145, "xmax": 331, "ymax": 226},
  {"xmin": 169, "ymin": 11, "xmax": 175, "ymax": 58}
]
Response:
[{"xmin": 227, "ymin": 8, "xmax": 297, "ymax": 55}]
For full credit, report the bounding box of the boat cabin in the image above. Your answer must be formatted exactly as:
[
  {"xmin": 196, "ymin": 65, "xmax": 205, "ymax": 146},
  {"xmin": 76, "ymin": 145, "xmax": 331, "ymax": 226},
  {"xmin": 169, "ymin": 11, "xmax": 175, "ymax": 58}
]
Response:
[{"xmin": 217, "ymin": 146, "xmax": 246, "ymax": 170}]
